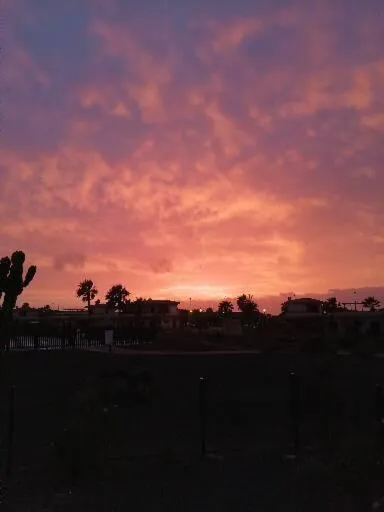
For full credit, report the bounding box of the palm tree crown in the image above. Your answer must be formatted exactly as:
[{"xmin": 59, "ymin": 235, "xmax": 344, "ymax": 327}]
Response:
[
  {"xmin": 76, "ymin": 279, "xmax": 98, "ymax": 312},
  {"xmin": 218, "ymin": 300, "xmax": 234, "ymax": 316},
  {"xmin": 362, "ymin": 296, "xmax": 381, "ymax": 312}
]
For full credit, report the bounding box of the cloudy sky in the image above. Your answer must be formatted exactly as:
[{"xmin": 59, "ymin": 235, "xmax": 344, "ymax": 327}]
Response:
[{"xmin": 2, "ymin": 0, "xmax": 384, "ymax": 312}]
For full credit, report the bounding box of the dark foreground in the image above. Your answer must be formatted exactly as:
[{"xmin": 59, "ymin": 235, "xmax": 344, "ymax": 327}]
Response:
[{"xmin": 1, "ymin": 350, "xmax": 384, "ymax": 511}]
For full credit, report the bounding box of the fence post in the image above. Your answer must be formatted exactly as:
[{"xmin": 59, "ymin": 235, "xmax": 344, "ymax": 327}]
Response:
[
  {"xmin": 199, "ymin": 377, "xmax": 208, "ymax": 457},
  {"xmin": 2, "ymin": 323, "xmax": 11, "ymax": 351},
  {"xmin": 105, "ymin": 329, "xmax": 113, "ymax": 352},
  {"xmin": 5, "ymin": 328, "xmax": 10, "ymax": 351},
  {"xmin": 289, "ymin": 371, "xmax": 300, "ymax": 459},
  {"xmin": 6, "ymin": 385, "xmax": 15, "ymax": 478},
  {"xmin": 376, "ymin": 385, "xmax": 384, "ymax": 423},
  {"xmin": 33, "ymin": 335, "xmax": 39, "ymax": 350}
]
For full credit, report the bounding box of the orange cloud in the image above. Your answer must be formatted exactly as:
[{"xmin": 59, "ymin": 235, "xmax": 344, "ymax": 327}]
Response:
[{"xmin": 2, "ymin": 0, "xmax": 384, "ymax": 310}]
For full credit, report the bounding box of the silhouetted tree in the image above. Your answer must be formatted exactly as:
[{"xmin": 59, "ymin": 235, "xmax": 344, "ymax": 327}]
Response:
[
  {"xmin": 237, "ymin": 294, "xmax": 259, "ymax": 319},
  {"xmin": 19, "ymin": 302, "xmax": 31, "ymax": 317},
  {"xmin": 106, "ymin": 284, "xmax": 130, "ymax": 312},
  {"xmin": 190, "ymin": 309, "xmax": 204, "ymax": 329},
  {"xmin": 189, "ymin": 308, "xmax": 217, "ymax": 330},
  {"xmin": 281, "ymin": 296, "xmax": 292, "ymax": 314},
  {"xmin": 76, "ymin": 279, "xmax": 98, "ymax": 314},
  {"xmin": 362, "ymin": 296, "xmax": 381, "ymax": 312},
  {"xmin": 323, "ymin": 297, "xmax": 338, "ymax": 313},
  {"xmin": 135, "ymin": 298, "xmax": 147, "ymax": 311},
  {"xmin": 38, "ymin": 304, "xmax": 52, "ymax": 315},
  {"xmin": 133, "ymin": 298, "xmax": 147, "ymax": 326},
  {"xmin": 218, "ymin": 300, "xmax": 233, "ymax": 317},
  {"xmin": 323, "ymin": 296, "xmax": 347, "ymax": 313}
]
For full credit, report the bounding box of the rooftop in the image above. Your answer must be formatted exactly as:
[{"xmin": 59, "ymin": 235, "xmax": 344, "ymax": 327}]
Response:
[{"xmin": 288, "ymin": 297, "xmax": 323, "ymax": 304}]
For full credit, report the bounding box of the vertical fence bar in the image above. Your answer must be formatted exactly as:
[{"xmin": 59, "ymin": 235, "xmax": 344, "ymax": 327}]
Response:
[
  {"xmin": 375, "ymin": 383, "xmax": 384, "ymax": 480},
  {"xmin": 289, "ymin": 371, "xmax": 300, "ymax": 459},
  {"xmin": 5, "ymin": 325, "xmax": 10, "ymax": 351},
  {"xmin": 199, "ymin": 377, "xmax": 208, "ymax": 457},
  {"xmin": 6, "ymin": 385, "xmax": 15, "ymax": 478}
]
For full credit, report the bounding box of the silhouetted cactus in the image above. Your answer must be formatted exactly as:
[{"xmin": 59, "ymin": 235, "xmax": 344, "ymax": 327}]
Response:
[{"xmin": 0, "ymin": 251, "xmax": 37, "ymax": 322}]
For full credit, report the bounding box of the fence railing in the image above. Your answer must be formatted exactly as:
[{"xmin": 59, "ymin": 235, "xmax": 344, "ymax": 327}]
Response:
[{"xmin": 3, "ymin": 328, "xmax": 156, "ymax": 351}]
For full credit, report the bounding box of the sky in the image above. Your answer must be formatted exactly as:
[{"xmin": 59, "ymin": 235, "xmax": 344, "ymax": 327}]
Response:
[{"xmin": 1, "ymin": 0, "xmax": 384, "ymax": 313}]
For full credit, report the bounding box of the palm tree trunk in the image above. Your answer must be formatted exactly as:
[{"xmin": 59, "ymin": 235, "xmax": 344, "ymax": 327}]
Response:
[{"xmin": 87, "ymin": 294, "xmax": 91, "ymax": 315}]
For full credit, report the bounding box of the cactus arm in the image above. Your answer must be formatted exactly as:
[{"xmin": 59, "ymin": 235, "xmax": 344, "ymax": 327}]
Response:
[
  {"xmin": 24, "ymin": 266, "xmax": 37, "ymax": 287},
  {"xmin": 0, "ymin": 257, "xmax": 11, "ymax": 300}
]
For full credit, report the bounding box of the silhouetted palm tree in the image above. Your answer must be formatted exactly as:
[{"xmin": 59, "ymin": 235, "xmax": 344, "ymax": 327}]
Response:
[
  {"xmin": 218, "ymin": 300, "xmax": 233, "ymax": 317},
  {"xmin": 362, "ymin": 296, "xmax": 381, "ymax": 312},
  {"xmin": 76, "ymin": 279, "xmax": 98, "ymax": 313},
  {"xmin": 105, "ymin": 284, "xmax": 130, "ymax": 312}
]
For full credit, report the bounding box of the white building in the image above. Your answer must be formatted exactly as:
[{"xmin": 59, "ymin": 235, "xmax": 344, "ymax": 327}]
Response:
[{"xmin": 283, "ymin": 298, "xmax": 323, "ymax": 317}]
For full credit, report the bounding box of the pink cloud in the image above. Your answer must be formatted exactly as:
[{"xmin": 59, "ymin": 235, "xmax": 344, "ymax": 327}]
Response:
[{"xmin": 2, "ymin": 0, "xmax": 384, "ymax": 310}]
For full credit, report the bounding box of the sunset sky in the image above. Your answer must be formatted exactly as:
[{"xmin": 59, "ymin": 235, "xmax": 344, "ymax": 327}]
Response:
[{"xmin": 2, "ymin": 0, "xmax": 384, "ymax": 313}]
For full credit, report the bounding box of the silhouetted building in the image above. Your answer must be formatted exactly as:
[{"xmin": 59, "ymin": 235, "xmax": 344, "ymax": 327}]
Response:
[
  {"xmin": 14, "ymin": 300, "xmax": 181, "ymax": 329},
  {"xmin": 283, "ymin": 298, "xmax": 323, "ymax": 316},
  {"xmin": 89, "ymin": 303, "xmax": 116, "ymax": 316},
  {"xmin": 222, "ymin": 318, "xmax": 242, "ymax": 336},
  {"xmin": 326, "ymin": 311, "xmax": 384, "ymax": 338}
]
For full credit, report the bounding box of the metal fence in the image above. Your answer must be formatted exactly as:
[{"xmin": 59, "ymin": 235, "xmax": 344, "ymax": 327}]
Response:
[{"xmin": 2, "ymin": 325, "xmax": 156, "ymax": 351}]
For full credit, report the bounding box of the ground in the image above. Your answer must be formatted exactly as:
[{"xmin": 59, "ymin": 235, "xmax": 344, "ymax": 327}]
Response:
[{"xmin": 1, "ymin": 349, "xmax": 384, "ymax": 510}]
